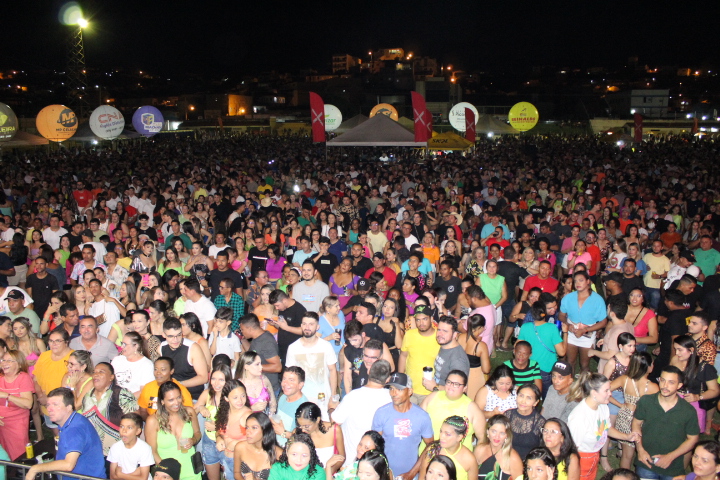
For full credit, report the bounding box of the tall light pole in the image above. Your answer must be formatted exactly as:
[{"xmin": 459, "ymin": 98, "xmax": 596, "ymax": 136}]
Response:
[{"xmin": 67, "ymin": 18, "xmax": 90, "ymax": 118}]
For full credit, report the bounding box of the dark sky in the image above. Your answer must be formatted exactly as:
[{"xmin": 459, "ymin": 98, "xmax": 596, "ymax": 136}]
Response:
[{"xmin": 4, "ymin": 0, "xmax": 717, "ymax": 77}]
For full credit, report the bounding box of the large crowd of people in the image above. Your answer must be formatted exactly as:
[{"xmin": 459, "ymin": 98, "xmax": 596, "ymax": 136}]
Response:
[{"xmin": 1, "ymin": 132, "xmax": 720, "ymax": 480}]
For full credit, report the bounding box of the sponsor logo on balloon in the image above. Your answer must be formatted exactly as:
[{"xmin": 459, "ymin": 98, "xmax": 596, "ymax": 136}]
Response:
[{"xmin": 58, "ymin": 108, "xmax": 78, "ymax": 129}]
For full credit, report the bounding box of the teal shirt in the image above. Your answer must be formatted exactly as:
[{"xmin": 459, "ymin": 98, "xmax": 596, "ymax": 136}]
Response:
[
  {"xmin": 268, "ymin": 462, "xmax": 325, "ymax": 480},
  {"xmin": 165, "ymin": 233, "xmax": 193, "ymax": 250},
  {"xmin": 0, "ymin": 444, "xmax": 9, "ymax": 480},
  {"xmin": 517, "ymin": 322, "xmax": 563, "ymax": 372},
  {"xmin": 693, "ymin": 247, "xmax": 720, "ymax": 284}
]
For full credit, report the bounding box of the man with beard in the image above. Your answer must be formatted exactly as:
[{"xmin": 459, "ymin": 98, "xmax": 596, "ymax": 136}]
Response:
[
  {"xmin": 399, "ymin": 305, "xmax": 440, "ymax": 404},
  {"xmin": 421, "ymin": 316, "xmax": 470, "ymax": 392},
  {"xmin": 285, "ymin": 312, "xmax": 338, "ymax": 420},
  {"xmin": 292, "ymin": 260, "xmax": 329, "ymax": 313}
]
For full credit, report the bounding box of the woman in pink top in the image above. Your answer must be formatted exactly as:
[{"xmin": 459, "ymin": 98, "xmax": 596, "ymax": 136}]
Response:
[
  {"xmin": 265, "ymin": 244, "xmax": 287, "ymax": 286},
  {"xmin": 625, "ymin": 288, "xmax": 658, "ymax": 351},
  {"xmin": 566, "ymin": 239, "xmax": 592, "ymax": 274}
]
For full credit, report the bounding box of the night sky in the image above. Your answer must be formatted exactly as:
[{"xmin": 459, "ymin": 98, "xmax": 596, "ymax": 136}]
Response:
[{"xmin": 5, "ymin": 0, "xmax": 717, "ymax": 77}]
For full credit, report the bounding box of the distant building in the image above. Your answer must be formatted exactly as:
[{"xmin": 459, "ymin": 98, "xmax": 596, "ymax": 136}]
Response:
[
  {"xmin": 606, "ymin": 89, "xmax": 669, "ymax": 118},
  {"xmin": 332, "ymin": 54, "xmax": 361, "ymax": 74}
]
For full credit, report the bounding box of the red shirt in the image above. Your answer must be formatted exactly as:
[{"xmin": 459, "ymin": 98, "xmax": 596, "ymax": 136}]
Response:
[
  {"xmin": 523, "ymin": 275, "xmax": 560, "ymax": 294},
  {"xmin": 365, "ymin": 266, "xmax": 397, "ymax": 287},
  {"xmin": 73, "ymin": 190, "xmax": 92, "ymax": 208},
  {"xmin": 586, "ymin": 245, "xmax": 601, "ymax": 276}
]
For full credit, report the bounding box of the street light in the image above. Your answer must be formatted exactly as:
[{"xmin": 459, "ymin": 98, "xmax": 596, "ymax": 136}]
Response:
[{"xmin": 77, "ymin": 18, "xmax": 88, "ymax": 28}]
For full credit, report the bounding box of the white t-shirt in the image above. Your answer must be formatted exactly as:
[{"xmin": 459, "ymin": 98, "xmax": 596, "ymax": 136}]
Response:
[
  {"xmin": 286, "ymin": 339, "xmax": 337, "ymax": 419},
  {"xmin": 42, "ymin": 227, "xmax": 68, "ymax": 250},
  {"xmin": 332, "ymin": 386, "xmax": 391, "ymax": 467},
  {"xmin": 208, "ymin": 244, "xmax": 230, "ymax": 258},
  {"xmin": 208, "ymin": 331, "xmax": 243, "ymax": 359},
  {"xmin": 184, "ymin": 296, "xmax": 217, "ymax": 337},
  {"xmin": 292, "ymin": 281, "xmax": 330, "ymax": 313},
  {"xmin": 568, "ymin": 399, "xmax": 610, "ymax": 453},
  {"xmin": 106, "ymin": 438, "xmax": 155, "ymax": 480},
  {"xmin": 665, "ymin": 264, "xmax": 701, "ymax": 290},
  {"xmin": 111, "ymin": 355, "xmax": 155, "ymax": 394},
  {"xmin": 89, "ymin": 299, "xmax": 121, "ymax": 338}
]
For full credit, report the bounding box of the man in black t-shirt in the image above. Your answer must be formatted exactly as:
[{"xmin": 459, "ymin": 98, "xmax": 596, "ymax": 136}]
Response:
[
  {"xmin": 269, "ymin": 289, "xmax": 307, "ymax": 363},
  {"xmin": 205, "ymin": 250, "xmax": 244, "ymax": 301},
  {"xmin": 651, "ymin": 289, "xmax": 690, "ymax": 381},
  {"xmin": 621, "ymin": 259, "xmax": 645, "ymax": 296},
  {"xmin": 312, "ymin": 237, "xmax": 339, "ymax": 283},
  {"xmin": 350, "ymin": 243, "xmax": 373, "ymax": 277},
  {"xmin": 433, "ymin": 260, "xmax": 462, "ymax": 310},
  {"xmin": 247, "ymin": 234, "xmax": 269, "ymax": 281},
  {"xmin": 137, "ymin": 214, "xmax": 158, "ymax": 241},
  {"xmin": 529, "ymin": 196, "xmax": 547, "ymax": 223},
  {"xmin": 25, "ymin": 257, "xmax": 59, "ymax": 319}
]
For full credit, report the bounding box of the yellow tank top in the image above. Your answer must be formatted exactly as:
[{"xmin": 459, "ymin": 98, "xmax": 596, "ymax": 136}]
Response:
[
  {"xmin": 443, "ymin": 446, "xmax": 469, "ymax": 480},
  {"xmin": 427, "ymin": 391, "xmax": 474, "ymax": 451},
  {"xmin": 204, "ymin": 395, "xmax": 219, "ymax": 441}
]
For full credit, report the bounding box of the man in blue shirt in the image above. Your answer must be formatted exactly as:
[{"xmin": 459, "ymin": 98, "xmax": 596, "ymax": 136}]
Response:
[
  {"xmin": 372, "ymin": 373, "xmax": 434, "ymax": 478},
  {"xmin": 25, "ymin": 387, "xmax": 105, "ymax": 480}
]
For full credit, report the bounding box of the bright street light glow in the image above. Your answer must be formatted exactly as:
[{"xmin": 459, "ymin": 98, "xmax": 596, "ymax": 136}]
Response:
[{"xmin": 77, "ymin": 18, "xmax": 88, "ymax": 28}]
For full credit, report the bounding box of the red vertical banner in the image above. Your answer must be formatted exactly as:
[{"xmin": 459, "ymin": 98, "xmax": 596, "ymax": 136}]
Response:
[
  {"xmin": 465, "ymin": 108, "xmax": 476, "ymax": 143},
  {"xmin": 692, "ymin": 117, "xmax": 699, "ymax": 135},
  {"xmin": 309, "ymin": 92, "xmax": 325, "ymax": 143},
  {"xmin": 411, "ymin": 91, "xmax": 430, "ymax": 142},
  {"xmin": 634, "ymin": 113, "xmax": 643, "ymax": 143}
]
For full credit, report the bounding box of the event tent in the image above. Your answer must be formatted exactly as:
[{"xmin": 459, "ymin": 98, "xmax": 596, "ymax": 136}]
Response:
[
  {"xmin": 0, "ymin": 130, "xmax": 49, "ymax": 148},
  {"xmin": 327, "ymin": 114, "xmax": 426, "ymax": 147},
  {"xmin": 475, "ymin": 114, "xmax": 520, "ymax": 135},
  {"xmin": 69, "ymin": 122, "xmax": 142, "ymax": 142},
  {"xmin": 333, "ymin": 114, "xmax": 368, "ymax": 134},
  {"xmin": 427, "ymin": 131, "xmax": 473, "ymax": 150}
]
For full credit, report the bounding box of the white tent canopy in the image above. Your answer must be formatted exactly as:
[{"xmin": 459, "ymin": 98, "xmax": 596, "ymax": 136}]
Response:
[
  {"xmin": 475, "ymin": 114, "xmax": 519, "ymax": 135},
  {"xmin": 328, "ymin": 114, "xmax": 426, "ymax": 147}
]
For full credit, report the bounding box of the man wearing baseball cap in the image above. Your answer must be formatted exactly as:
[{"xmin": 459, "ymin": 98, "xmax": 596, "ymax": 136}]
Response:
[
  {"xmin": 664, "ymin": 250, "xmax": 700, "ymax": 290},
  {"xmin": 342, "ymin": 278, "xmax": 372, "ymax": 320},
  {"xmin": 372, "ymin": 373, "xmax": 434, "ymax": 479},
  {"xmin": 154, "ymin": 458, "xmax": 182, "ymax": 480},
  {"xmin": 541, "ymin": 360, "xmax": 578, "ymax": 423}
]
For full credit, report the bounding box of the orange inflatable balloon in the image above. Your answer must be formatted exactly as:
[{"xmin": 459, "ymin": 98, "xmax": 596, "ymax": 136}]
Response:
[{"xmin": 36, "ymin": 105, "xmax": 78, "ymax": 142}]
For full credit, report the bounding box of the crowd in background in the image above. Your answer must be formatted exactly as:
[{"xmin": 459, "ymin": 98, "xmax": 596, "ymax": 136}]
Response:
[{"xmin": 0, "ymin": 133, "xmax": 720, "ymax": 480}]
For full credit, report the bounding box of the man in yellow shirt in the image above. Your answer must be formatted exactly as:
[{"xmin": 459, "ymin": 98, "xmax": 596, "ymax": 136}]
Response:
[
  {"xmin": 34, "ymin": 329, "xmax": 74, "ymax": 433},
  {"xmin": 137, "ymin": 357, "xmax": 193, "ymax": 418},
  {"xmin": 643, "ymin": 239, "xmax": 670, "ymax": 311},
  {"xmin": 399, "ymin": 305, "xmax": 440, "ymax": 404}
]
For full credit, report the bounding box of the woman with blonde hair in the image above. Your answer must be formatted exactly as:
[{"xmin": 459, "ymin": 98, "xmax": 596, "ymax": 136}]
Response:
[
  {"xmin": 474, "ymin": 414, "xmax": 524, "ymax": 480},
  {"xmin": 318, "ymin": 295, "xmax": 345, "ymax": 355},
  {"xmin": 567, "ymin": 372, "xmax": 638, "ymax": 480},
  {"xmin": 466, "ymin": 247, "xmax": 487, "ymax": 279},
  {"xmin": 10, "ymin": 317, "xmax": 45, "ymax": 374},
  {"xmin": 61, "ymin": 350, "xmax": 95, "ymax": 409}
]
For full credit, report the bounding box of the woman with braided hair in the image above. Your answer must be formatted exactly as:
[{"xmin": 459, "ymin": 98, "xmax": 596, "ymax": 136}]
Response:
[
  {"xmin": 419, "ymin": 415, "xmax": 477, "ymax": 480},
  {"xmin": 356, "ymin": 449, "xmax": 393, "ymax": 480},
  {"xmin": 268, "ymin": 431, "xmax": 325, "ymax": 480}
]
